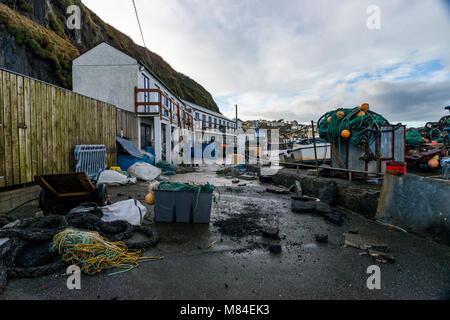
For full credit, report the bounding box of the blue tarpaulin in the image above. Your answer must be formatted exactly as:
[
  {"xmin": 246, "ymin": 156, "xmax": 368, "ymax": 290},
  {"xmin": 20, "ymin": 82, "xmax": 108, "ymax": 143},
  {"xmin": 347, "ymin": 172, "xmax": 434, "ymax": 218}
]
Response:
[
  {"xmin": 116, "ymin": 137, "xmax": 143, "ymax": 159},
  {"xmin": 116, "ymin": 137, "xmax": 155, "ymax": 170}
]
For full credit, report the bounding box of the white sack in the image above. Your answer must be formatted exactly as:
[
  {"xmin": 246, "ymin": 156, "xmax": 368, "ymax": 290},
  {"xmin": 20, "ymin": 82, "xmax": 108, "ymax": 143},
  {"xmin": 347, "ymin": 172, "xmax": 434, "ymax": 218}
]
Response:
[
  {"xmin": 128, "ymin": 162, "xmax": 162, "ymax": 181},
  {"xmin": 101, "ymin": 199, "xmax": 147, "ymax": 226},
  {"xmin": 97, "ymin": 170, "xmax": 137, "ymax": 186},
  {"xmin": 148, "ymin": 181, "xmax": 160, "ymax": 192}
]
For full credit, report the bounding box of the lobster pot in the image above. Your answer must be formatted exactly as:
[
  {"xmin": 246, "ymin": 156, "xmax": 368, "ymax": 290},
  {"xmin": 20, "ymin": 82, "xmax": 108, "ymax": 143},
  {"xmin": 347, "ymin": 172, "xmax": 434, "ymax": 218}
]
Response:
[{"xmin": 331, "ymin": 125, "xmax": 406, "ymax": 176}]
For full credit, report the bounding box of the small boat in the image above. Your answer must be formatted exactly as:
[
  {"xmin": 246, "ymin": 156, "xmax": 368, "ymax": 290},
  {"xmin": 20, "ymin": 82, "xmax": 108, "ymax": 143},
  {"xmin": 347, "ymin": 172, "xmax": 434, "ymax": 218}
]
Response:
[{"xmin": 279, "ymin": 138, "xmax": 331, "ymax": 164}]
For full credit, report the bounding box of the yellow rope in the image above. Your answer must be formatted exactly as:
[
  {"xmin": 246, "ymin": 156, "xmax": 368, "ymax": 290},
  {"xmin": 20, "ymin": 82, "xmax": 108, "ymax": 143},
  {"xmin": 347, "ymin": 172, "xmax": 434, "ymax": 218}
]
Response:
[{"xmin": 53, "ymin": 228, "xmax": 162, "ymax": 276}]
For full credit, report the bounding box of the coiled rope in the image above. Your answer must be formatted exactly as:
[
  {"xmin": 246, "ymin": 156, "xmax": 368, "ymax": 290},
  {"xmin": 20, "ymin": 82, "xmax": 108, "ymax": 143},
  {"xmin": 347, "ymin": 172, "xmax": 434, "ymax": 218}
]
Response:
[{"xmin": 53, "ymin": 228, "xmax": 162, "ymax": 276}]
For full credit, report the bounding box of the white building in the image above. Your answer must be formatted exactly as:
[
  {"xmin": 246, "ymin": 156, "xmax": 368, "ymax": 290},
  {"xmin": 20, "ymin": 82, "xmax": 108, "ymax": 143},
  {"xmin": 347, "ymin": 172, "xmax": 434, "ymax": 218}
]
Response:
[{"xmin": 72, "ymin": 42, "xmax": 236, "ymax": 164}]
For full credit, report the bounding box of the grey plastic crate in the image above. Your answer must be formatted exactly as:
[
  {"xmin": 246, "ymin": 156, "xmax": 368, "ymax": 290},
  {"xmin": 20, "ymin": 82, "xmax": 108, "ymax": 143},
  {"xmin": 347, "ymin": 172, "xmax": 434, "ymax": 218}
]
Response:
[{"xmin": 154, "ymin": 190, "xmax": 213, "ymax": 224}]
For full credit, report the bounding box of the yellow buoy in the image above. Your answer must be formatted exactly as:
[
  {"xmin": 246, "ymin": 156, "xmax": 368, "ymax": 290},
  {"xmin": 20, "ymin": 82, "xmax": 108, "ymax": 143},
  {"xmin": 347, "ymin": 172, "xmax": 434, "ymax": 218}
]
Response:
[
  {"xmin": 341, "ymin": 129, "xmax": 351, "ymax": 139},
  {"xmin": 361, "ymin": 103, "xmax": 370, "ymax": 112},
  {"xmin": 357, "ymin": 111, "xmax": 366, "ymax": 117},
  {"xmin": 337, "ymin": 111, "xmax": 345, "ymax": 119},
  {"xmin": 428, "ymin": 158, "xmax": 439, "ymax": 169},
  {"xmin": 145, "ymin": 191, "xmax": 155, "ymax": 205}
]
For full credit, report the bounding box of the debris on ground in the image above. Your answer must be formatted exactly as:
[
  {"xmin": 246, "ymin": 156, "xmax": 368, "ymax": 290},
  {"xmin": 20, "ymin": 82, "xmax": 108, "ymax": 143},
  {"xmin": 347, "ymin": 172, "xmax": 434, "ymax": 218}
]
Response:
[
  {"xmin": 291, "ymin": 198, "xmax": 317, "ymax": 213},
  {"xmin": 367, "ymin": 249, "xmax": 395, "ymax": 263},
  {"xmin": 314, "ymin": 202, "xmax": 334, "ymax": 215},
  {"xmin": 213, "ymin": 204, "xmax": 269, "ymax": 238},
  {"xmin": 323, "ymin": 211, "xmax": 345, "ymax": 226},
  {"xmin": 240, "ymin": 174, "xmax": 258, "ymax": 181},
  {"xmin": 232, "ymin": 179, "xmax": 240, "ymax": 184},
  {"xmin": 259, "ymin": 225, "xmax": 280, "ymax": 239},
  {"xmin": 314, "ymin": 233, "xmax": 328, "ymax": 243},
  {"xmin": 266, "ymin": 186, "xmax": 290, "ymax": 194},
  {"xmin": 217, "ymin": 164, "xmax": 246, "ymax": 177},
  {"xmin": 343, "ymin": 233, "xmax": 389, "ymax": 252},
  {"xmin": 148, "ymin": 181, "xmax": 160, "ymax": 192},
  {"xmin": 269, "ymin": 244, "xmax": 282, "ymax": 254}
]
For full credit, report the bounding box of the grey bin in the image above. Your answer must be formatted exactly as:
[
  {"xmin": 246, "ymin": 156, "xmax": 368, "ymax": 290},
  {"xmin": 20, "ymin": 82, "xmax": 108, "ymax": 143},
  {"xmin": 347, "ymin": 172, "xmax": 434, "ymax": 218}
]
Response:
[{"xmin": 154, "ymin": 190, "xmax": 213, "ymax": 224}]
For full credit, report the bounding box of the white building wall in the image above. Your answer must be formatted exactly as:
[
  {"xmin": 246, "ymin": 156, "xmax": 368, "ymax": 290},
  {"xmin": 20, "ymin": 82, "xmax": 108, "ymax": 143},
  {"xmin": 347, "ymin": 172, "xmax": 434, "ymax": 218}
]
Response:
[{"xmin": 72, "ymin": 43, "xmax": 138, "ymax": 113}]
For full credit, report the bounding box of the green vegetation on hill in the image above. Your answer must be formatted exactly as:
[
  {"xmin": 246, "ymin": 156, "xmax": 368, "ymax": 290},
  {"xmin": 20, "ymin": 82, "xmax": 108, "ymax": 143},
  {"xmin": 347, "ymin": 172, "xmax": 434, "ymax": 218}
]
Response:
[
  {"xmin": 0, "ymin": 3, "xmax": 79, "ymax": 87},
  {"xmin": 0, "ymin": 0, "xmax": 219, "ymax": 113}
]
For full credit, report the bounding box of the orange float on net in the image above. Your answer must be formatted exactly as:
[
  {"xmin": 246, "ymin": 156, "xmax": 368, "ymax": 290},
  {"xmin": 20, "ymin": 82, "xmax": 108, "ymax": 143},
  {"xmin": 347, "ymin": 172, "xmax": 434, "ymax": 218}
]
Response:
[
  {"xmin": 357, "ymin": 111, "xmax": 366, "ymax": 117},
  {"xmin": 341, "ymin": 129, "xmax": 351, "ymax": 139},
  {"xmin": 428, "ymin": 158, "xmax": 439, "ymax": 169},
  {"xmin": 361, "ymin": 103, "xmax": 370, "ymax": 112},
  {"xmin": 336, "ymin": 111, "xmax": 345, "ymax": 119}
]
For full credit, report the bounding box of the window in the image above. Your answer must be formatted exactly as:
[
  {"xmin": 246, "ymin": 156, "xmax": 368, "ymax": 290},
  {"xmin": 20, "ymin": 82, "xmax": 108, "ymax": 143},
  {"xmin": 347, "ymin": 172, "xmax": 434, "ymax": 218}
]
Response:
[
  {"xmin": 195, "ymin": 112, "xmax": 200, "ymax": 120},
  {"xmin": 143, "ymin": 75, "xmax": 150, "ymax": 112},
  {"xmin": 140, "ymin": 123, "xmax": 153, "ymax": 150},
  {"xmin": 202, "ymin": 114, "xmax": 206, "ymax": 121}
]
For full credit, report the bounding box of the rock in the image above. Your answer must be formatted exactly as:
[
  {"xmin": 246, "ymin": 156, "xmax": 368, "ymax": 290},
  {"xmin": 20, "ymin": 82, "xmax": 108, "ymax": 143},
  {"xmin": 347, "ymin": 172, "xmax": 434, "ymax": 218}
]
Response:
[
  {"xmin": 317, "ymin": 181, "xmax": 337, "ymax": 205},
  {"xmin": 269, "ymin": 244, "xmax": 282, "ymax": 254},
  {"xmin": 218, "ymin": 167, "xmax": 242, "ymax": 177},
  {"xmin": 266, "ymin": 187, "xmax": 290, "ymax": 194},
  {"xmin": 323, "ymin": 211, "xmax": 344, "ymax": 226},
  {"xmin": 314, "ymin": 233, "xmax": 328, "ymax": 243},
  {"xmin": 314, "ymin": 202, "xmax": 334, "ymax": 215},
  {"xmin": 291, "ymin": 200, "xmax": 317, "ymax": 213},
  {"xmin": 259, "ymin": 176, "xmax": 273, "ymax": 184},
  {"xmin": 232, "ymin": 179, "xmax": 240, "ymax": 184},
  {"xmin": 260, "ymin": 226, "xmax": 280, "ymax": 239},
  {"xmin": 240, "ymin": 174, "xmax": 258, "ymax": 181},
  {"xmin": 344, "ymin": 233, "xmax": 389, "ymax": 252},
  {"xmin": 237, "ymin": 183, "xmax": 247, "ymax": 187},
  {"xmin": 367, "ymin": 249, "xmax": 395, "ymax": 263}
]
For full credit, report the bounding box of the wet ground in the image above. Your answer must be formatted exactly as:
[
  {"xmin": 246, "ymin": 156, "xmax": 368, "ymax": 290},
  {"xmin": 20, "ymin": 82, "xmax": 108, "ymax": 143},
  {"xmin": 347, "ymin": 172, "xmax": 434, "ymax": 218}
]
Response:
[{"xmin": 1, "ymin": 165, "xmax": 449, "ymax": 300}]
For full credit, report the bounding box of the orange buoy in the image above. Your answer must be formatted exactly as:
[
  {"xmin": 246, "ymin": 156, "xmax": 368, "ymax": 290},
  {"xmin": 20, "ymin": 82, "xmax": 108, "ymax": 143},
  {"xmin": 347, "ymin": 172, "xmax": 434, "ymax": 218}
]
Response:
[
  {"xmin": 357, "ymin": 111, "xmax": 366, "ymax": 117},
  {"xmin": 145, "ymin": 191, "xmax": 155, "ymax": 205},
  {"xmin": 361, "ymin": 103, "xmax": 370, "ymax": 112},
  {"xmin": 327, "ymin": 117, "xmax": 332, "ymax": 123},
  {"xmin": 428, "ymin": 158, "xmax": 439, "ymax": 169},
  {"xmin": 337, "ymin": 111, "xmax": 345, "ymax": 119},
  {"xmin": 341, "ymin": 129, "xmax": 351, "ymax": 139}
]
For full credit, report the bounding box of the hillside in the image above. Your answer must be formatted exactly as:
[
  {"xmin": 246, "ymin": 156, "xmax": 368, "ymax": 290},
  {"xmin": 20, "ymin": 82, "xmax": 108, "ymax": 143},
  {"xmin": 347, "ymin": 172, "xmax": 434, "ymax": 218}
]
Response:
[{"xmin": 0, "ymin": 0, "xmax": 220, "ymax": 112}]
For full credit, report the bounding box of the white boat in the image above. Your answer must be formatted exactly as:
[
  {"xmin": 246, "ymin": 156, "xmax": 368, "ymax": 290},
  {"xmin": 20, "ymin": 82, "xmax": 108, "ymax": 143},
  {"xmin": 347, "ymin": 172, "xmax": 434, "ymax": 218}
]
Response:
[{"xmin": 279, "ymin": 139, "xmax": 331, "ymax": 164}]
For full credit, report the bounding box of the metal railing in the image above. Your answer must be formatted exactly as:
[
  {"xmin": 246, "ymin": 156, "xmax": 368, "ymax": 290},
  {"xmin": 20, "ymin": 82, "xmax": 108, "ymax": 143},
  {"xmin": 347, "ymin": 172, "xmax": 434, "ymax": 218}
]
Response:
[{"xmin": 74, "ymin": 145, "xmax": 107, "ymax": 179}]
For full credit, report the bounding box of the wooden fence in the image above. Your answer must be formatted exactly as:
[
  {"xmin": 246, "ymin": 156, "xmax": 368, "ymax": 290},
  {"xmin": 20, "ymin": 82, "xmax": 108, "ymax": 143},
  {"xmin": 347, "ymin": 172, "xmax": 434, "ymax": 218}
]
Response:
[{"xmin": 0, "ymin": 68, "xmax": 138, "ymax": 188}]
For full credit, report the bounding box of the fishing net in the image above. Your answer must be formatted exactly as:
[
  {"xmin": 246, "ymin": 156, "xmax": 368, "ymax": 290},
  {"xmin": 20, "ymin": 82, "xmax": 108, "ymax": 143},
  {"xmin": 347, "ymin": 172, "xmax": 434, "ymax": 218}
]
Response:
[
  {"xmin": 406, "ymin": 130, "xmax": 427, "ymax": 145},
  {"xmin": 318, "ymin": 107, "xmax": 389, "ymax": 146},
  {"xmin": 156, "ymin": 161, "xmax": 178, "ymax": 175}
]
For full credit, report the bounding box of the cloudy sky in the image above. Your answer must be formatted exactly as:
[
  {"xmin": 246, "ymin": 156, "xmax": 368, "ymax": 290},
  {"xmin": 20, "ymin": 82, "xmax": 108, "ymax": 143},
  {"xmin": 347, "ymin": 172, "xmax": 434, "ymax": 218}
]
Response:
[{"xmin": 83, "ymin": 0, "xmax": 450, "ymax": 126}]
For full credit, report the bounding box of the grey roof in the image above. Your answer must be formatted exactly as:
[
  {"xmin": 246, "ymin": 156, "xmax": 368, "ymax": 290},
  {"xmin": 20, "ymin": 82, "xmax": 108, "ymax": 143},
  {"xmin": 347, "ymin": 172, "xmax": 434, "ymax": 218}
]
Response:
[{"xmin": 181, "ymin": 99, "xmax": 232, "ymax": 122}]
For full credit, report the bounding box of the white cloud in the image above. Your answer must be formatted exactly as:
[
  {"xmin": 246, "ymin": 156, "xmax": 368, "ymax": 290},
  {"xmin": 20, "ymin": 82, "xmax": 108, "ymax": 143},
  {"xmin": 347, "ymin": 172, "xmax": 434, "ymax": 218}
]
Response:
[{"xmin": 82, "ymin": 0, "xmax": 450, "ymax": 125}]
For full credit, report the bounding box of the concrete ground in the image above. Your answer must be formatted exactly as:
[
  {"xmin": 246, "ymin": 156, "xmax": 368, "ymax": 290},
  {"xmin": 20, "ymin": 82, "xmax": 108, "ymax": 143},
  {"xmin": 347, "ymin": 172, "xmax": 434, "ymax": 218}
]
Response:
[{"xmin": 1, "ymin": 165, "xmax": 449, "ymax": 300}]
